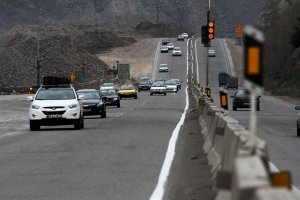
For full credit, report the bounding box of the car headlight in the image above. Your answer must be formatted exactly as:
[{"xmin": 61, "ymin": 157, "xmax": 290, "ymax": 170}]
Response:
[
  {"xmin": 97, "ymin": 102, "xmax": 103, "ymax": 107},
  {"xmin": 68, "ymin": 104, "xmax": 78, "ymax": 109},
  {"xmin": 113, "ymin": 98, "xmax": 118, "ymax": 101},
  {"xmin": 31, "ymin": 104, "xmax": 40, "ymax": 109}
]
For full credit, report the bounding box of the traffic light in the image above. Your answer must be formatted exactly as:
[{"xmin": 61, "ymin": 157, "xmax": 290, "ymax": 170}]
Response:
[
  {"xmin": 201, "ymin": 25, "xmax": 208, "ymax": 45},
  {"xmin": 207, "ymin": 21, "xmax": 215, "ymax": 40},
  {"xmin": 244, "ymin": 25, "xmax": 264, "ymax": 87}
]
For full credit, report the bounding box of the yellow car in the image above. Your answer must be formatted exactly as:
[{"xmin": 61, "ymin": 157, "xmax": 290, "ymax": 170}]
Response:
[{"xmin": 118, "ymin": 85, "xmax": 138, "ymax": 99}]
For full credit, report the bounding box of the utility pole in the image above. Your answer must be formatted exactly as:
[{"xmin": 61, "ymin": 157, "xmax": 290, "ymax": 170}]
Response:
[
  {"xmin": 36, "ymin": 29, "xmax": 41, "ymax": 86},
  {"xmin": 206, "ymin": 0, "xmax": 211, "ymax": 87}
]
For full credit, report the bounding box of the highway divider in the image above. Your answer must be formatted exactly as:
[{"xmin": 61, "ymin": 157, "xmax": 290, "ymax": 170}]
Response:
[{"xmin": 189, "ymin": 38, "xmax": 297, "ymax": 200}]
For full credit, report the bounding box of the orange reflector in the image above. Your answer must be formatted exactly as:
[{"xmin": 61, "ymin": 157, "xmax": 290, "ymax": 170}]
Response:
[
  {"xmin": 247, "ymin": 47, "xmax": 260, "ymax": 75},
  {"xmin": 208, "ymin": 28, "xmax": 214, "ymax": 33},
  {"xmin": 205, "ymin": 87, "xmax": 211, "ymax": 97},
  {"xmin": 207, "ymin": 88, "xmax": 211, "ymax": 97},
  {"xmin": 271, "ymin": 171, "xmax": 291, "ymax": 190},
  {"xmin": 221, "ymin": 95, "xmax": 227, "ymax": 107}
]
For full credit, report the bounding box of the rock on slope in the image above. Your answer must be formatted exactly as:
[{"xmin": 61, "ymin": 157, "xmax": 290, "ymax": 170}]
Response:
[{"xmin": 0, "ymin": 25, "xmax": 135, "ymax": 89}]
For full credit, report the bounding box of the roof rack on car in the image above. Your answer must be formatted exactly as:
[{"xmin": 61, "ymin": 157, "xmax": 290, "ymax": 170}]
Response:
[
  {"xmin": 43, "ymin": 76, "xmax": 70, "ymax": 85},
  {"xmin": 41, "ymin": 84, "xmax": 72, "ymax": 89}
]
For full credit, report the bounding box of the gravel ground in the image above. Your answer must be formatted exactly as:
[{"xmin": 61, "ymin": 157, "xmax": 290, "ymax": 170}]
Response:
[
  {"xmin": 0, "ymin": 94, "xmax": 29, "ymax": 124},
  {"xmin": 97, "ymin": 38, "xmax": 160, "ymax": 80}
]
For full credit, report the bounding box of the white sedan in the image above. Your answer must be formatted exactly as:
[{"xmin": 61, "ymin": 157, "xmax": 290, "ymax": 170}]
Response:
[
  {"xmin": 158, "ymin": 64, "xmax": 168, "ymax": 72},
  {"xmin": 166, "ymin": 43, "xmax": 175, "ymax": 50},
  {"xmin": 208, "ymin": 49, "xmax": 216, "ymax": 57},
  {"xmin": 165, "ymin": 79, "xmax": 178, "ymax": 93},
  {"xmin": 160, "ymin": 45, "xmax": 169, "ymax": 53},
  {"xmin": 172, "ymin": 47, "xmax": 182, "ymax": 56},
  {"xmin": 150, "ymin": 81, "xmax": 167, "ymax": 96},
  {"xmin": 181, "ymin": 33, "xmax": 189, "ymax": 38}
]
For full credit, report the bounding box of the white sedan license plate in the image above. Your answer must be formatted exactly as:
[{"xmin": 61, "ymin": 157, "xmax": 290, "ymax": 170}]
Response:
[{"xmin": 47, "ymin": 114, "xmax": 62, "ymax": 118}]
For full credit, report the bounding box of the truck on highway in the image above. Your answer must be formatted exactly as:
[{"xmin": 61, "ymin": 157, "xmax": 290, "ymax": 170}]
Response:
[
  {"xmin": 218, "ymin": 72, "xmax": 230, "ymax": 87},
  {"xmin": 226, "ymin": 77, "xmax": 238, "ymax": 89}
]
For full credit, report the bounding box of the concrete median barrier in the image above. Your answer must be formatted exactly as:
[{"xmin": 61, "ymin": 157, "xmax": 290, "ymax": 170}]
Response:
[
  {"xmin": 254, "ymin": 188, "xmax": 296, "ymax": 200},
  {"xmin": 191, "ymin": 80, "xmax": 296, "ymax": 200},
  {"xmin": 232, "ymin": 156, "xmax": 271, "ymax": 200}
]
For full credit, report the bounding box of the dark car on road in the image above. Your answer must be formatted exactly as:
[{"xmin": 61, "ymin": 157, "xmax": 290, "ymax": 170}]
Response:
[
  {"xmin": 162, "ymin": 38, "xmax": 170, "ymax": 45},
  {"xmin": 230, "ymin": 89, "xmax": 260, "ymax": 111},
  {"xmin": 77, "ymin": 89, "xmax": 107, "ymax": 118},
  {"xmin": 138, "ymin": 78, "xmax": 152, "ymax": 92},
  {"xmin": 99, "ymin": 88, "xmax": 120, "ymax": 108}
]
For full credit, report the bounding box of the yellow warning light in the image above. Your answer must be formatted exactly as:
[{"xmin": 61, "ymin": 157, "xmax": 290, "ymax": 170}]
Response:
[
  {"xmin": 208, "ymin": 34, "xmax": 214, "ymax": 40},
  {"xmin": 271, "ymin": 171, "xmax": 291, "ymax": 190},
  {"xmin": 247, "ymin": 47, "xmax": 260, "ymax": 75},
  {"xmin": 208, "ymin": 21, "xmax": 214, "ymax": 27},
  {"xmin": 208, "ymin": 28, "xmax": 214, "ymax": 33}
]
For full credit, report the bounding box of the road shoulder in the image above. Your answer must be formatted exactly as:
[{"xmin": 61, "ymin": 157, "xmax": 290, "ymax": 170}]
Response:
[{"xmin": 163, "ymin": 86, "xmax": 216, "ymax": 200}]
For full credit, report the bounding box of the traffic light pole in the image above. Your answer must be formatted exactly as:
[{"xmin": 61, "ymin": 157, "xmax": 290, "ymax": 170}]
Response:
[{"xmin": 206, "ymin": 7, "xmax": 210, "ymax": 87}]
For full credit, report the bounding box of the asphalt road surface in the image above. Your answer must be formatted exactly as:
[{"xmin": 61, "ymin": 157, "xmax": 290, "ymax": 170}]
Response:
[
  {"xmin": 195, "ymin": 38, "xmax": 300, "ymax": 189},
  {"xmin": 0, "ymin": 39, "xmax": 215, "ymax": 200}
]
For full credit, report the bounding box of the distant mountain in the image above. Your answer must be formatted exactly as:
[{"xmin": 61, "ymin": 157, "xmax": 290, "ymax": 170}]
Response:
[
  {"xmin": 0, "ymin": 0, "xmax": 266, "ymax": 37},
  {"xmin": 210, "ymin": 0, "xmax": 267, "ymax": 37},
  {"xmin": 258, "ymin": 0, "xmax": 300, "ymax": 96}
]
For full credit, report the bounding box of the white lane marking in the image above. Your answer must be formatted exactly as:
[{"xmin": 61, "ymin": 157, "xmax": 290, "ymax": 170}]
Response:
[
  {"xmin": 221, "ymin": 39, "xmax": 236, "ymax": 76},
  {"xmin": 220, "ymin": 40, "xmax": 229, "ymax": 74},
  {"xmin": 195, "ymin": 39, "xmax": 200, "ymax": 83},
  {"xmin": 0, "ymin": 119, "xmax": 12, "ymax": 122},
  {"xmin": 0, "ymin": 129, "xmax": 27, "ymax": 138},
  {"xmin": 149, "ymin": 39, "xmax": 190, "ymax": 200},
  {"xmin": 269, "ymin": 162, "xmax": 300, "ymax": 198}
]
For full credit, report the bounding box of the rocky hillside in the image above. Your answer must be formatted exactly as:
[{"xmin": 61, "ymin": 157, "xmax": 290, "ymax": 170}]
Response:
[
  {"xmin": 0, "ymin": 25, "xmax": 135, "ymax": 91},
  {"xmin": 0, "ymin": 0, "xmax": 266, "ymax": 37},
  {"xmin": 258, "ymin": 0, "xmax": 300, "ymax": 96},
  {"xmin": 211, "ymin": 0, "xmax": 266, "ymax": 37}
]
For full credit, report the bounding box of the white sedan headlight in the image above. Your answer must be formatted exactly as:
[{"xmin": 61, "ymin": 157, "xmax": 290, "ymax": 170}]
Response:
[
  {"xmin": 68, "ymin": 104, "xmax": 78, "ymax": 109},
  {"xmin": 31, "ymin": 104, "xmax": 40, "ymax": 109}
]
